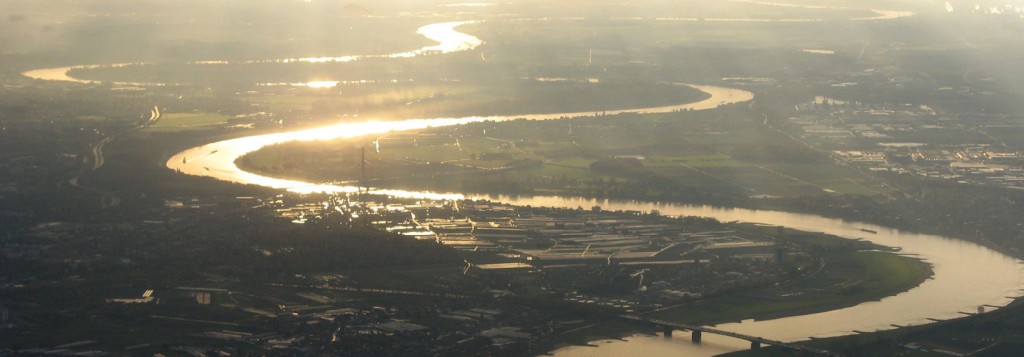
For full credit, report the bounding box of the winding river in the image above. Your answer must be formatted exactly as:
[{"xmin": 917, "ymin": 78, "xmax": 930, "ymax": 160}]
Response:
[
  {"xmin": 21, "ymin": 21, "xmax": 481, "ymax": 87},
  {"xmin": 24, "ymin": 8, "xmax": 1024, "ymax": 356},
  {"xmin": 164, "ymin": 85, "xmax": 1024, "ymax": 356},
  {"xmin": 165, "ymin": 83, "xmax": 751, "ymax": 198}
]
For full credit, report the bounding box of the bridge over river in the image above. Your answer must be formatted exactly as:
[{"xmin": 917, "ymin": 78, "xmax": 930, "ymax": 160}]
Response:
[{"xmin": 619, "ymin": 314, "xmax": 834, "ymax": 355}]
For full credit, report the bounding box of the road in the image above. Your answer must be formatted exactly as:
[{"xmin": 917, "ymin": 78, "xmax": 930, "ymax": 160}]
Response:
[{"xmin": 66, "ymin": 105, "xmax": 161, "ymax": 208}]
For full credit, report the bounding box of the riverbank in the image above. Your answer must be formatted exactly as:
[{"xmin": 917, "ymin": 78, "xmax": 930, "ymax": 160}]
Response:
[
  {"xmin": 661, "ymin": 252, "xmax": 930, "ymax": 318},
  {"xmin": 232, "ymin": 102, "xmax": 1024, "ymax": 267},
  {"xmin": 723, "ymin": 296, "xmax": 1024, "ymax": 356},
  {"xmin": 164, "ymin": 85, "xmax": 1023, "ymax": 356},
  {"xmin": 546, "ymin": 249, "xmax": 933, "ymax": 350}
]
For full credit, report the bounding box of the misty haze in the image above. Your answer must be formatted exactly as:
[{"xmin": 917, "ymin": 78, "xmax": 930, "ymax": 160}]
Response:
[{"xmin": 3, "ymin": 1, "xmax": 1024, "ymax": 356}]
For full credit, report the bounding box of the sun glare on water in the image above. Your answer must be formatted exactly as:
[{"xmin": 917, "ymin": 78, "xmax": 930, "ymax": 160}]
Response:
[{"xmin": 303, "ymin": 81, "xmax": 340, "ymax": 88}]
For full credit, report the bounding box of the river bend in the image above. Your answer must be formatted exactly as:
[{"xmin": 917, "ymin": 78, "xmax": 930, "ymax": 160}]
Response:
[
  {"xmin": 21, "ymin": 12, "xmax": 1023, "ymax": 356},
  {"xmin": 165, "ymin": 85, "xmax": 1023, "ymax": 356}
]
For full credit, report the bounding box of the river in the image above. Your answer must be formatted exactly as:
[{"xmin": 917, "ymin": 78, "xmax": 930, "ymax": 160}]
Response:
[
  {"xmin": 163, "ymin": 84, "xmax": 1024, "ymax": 356},
  {"xmin": 21, "ymin": 2, "xmax": 916, "ymax": 85},
  {"xmin": 24, "ymin": 9, "xmax": 1024, "ymax": 356},
  {"xmin": 164, "ymin": 84, "xmax": 752, "ymax": 199},
  {"xmin": 21, "ymin": 21, "xmax": 483, "ymax": 86},
  {"xmin": 495, "ymin": 196, "xmax": 1024, "ymax": 355}
]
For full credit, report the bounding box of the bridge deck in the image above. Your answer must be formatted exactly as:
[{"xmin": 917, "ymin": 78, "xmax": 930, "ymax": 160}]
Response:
[{"xmin": 619, "ymin": 314, "xmax": 833, "ymax": 355}]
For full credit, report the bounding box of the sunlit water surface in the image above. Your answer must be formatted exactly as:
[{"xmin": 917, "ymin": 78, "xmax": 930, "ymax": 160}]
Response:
[
  {"xmin": 22, "ymin": 9, "xmax": 1024, "ymax": 355},
  {"xmin": 165, "ymin": 85, "xmax": 1023, "ymax": 356},
  {"xmin": 21, "ymin": 21, "xmax": 482, "ymax": 86}
]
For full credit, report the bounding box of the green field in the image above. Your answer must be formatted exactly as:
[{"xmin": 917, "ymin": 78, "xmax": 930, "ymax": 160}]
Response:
[
  {"xmin": 249, "ymin": 95, "xmax": 320, "ymax": 112},
  {"xmin": 243, "ymin": 80, "xmax": 709, "ymax": 121},
  {"xmin": 649, "ymin": 251, "xmax": 927, "ymax": 324},
  {"xmin": 551, "ymin": 249, "xmax": 931, "ymax": 348},
  {"xmin": 75, "ymin": 115, "xmax": 111, "ymax": 122},
  {"xmin": 147, "ymin": 112, "xmax": 230, "ymax": 131},
  {"xmin": 240, "ymin": 106, "xmax": 887, "ymax": 200}
]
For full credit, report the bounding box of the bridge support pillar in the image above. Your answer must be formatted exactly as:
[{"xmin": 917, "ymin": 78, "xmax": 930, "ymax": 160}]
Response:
[
  {"xmin": 691, "ymin": 330, "xmax": 702, "ymax": 343},
  {"xmin": 662, "ymin": 327, "xmax": 673, "ymax": 337},
  {"xmin": 750, "ymin": 341, "xmax": 761, "ymax": 349}
]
